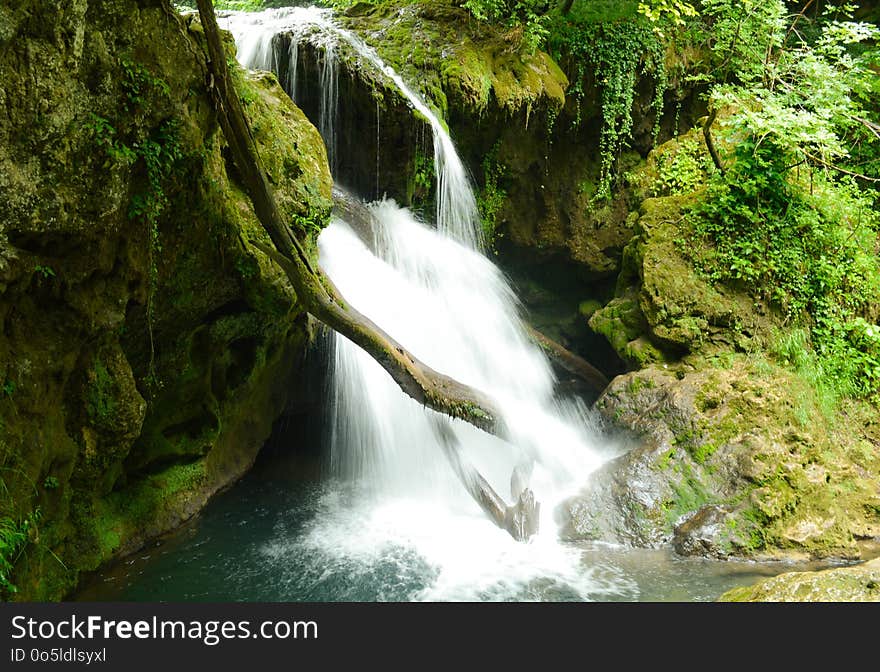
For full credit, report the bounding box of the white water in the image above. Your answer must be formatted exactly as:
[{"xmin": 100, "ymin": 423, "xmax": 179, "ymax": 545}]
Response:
[
  {"xmin": 228, "ymin": 7, "xmax": 621, "ymax": 600},
  {"xmin": 316, "ymin": 206, "xmax": 622, "ymax": 599},
  {"xmin": 224, "ymin": 6, "xmax": 482, "ymax": 248}
]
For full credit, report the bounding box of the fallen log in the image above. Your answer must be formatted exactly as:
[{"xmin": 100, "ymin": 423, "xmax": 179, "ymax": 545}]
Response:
[
  {"xmin": 429, "ymin": 415, "xmax": 540, "ymax": 541},
  {"xmin": 525, "ymin": 325, "xmax": 609, "ymax": 395}
]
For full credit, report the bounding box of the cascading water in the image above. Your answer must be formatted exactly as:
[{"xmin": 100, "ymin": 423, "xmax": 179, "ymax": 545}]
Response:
[
  {"xmin": 224, "ymin": 6, "xmax": 481, "ymax": 248},
  {"xmin": 318, "ymin": 41, "xmax": 339, "ymax": 175},
  {"xmin": 225, "ymin": 7, "xmax": 623, "ymax": 600}
]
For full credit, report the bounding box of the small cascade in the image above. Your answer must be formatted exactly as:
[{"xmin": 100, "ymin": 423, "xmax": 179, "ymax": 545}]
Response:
[
  {"xmin": 287, "ymin": 34, "xmax": 299, "ymax": 102},
  {"xmin": 318, "ymin": 41, "xmax": 339, "ymax": 174},
  {"xmin": 224, "ymin": 6, "xmax": 481, "ymax": 249}
]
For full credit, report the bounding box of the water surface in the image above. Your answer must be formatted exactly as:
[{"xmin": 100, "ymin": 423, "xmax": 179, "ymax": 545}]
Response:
[{"xmin": 76, "ymin": 450, "xmax": 829, "ymax": 603}]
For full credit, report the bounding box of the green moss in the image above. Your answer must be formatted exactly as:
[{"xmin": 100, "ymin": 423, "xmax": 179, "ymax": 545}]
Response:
[
  {"xmin": 339, "ymin": 1, "xmax": 567, "ymax": 119},
  {"xmin": 87, "ymin": 460, "xmax": 207, "ymax": 559},
  {"xmin": 664, "ymin": 471, "xmax": 711, "ymax": 528},
  {"xmin": 578, "ymin": 299, "xmax": 602, "ymax": 320},
  {"xmin": 718, "ymin": 558, "xmax": 880, "ymax": 602},
  {"xmin": 589, "ymin": 296, "xmax": 668, "ymax": 368},
  {"xmin": 233, "ymin": 69, "xmax": 333, "ymax": 233},
  {"xmin": 86, "ymin": 359, "xmax": 117, "ymax": 425}
]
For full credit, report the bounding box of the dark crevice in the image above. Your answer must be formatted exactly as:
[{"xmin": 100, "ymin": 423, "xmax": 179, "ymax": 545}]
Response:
[
  {"xmin": 499, "ymin": 253, "xmax": 626, "ymax": 384},
  {"xmin": 226, "ymin": 336, "xmax": 258, "ymax": 390},
  {"xmin": 7, "ymin": 229, "xmax": 84, "ymax": 259},
  {"xmin": 202, "ymin": 298, "xmax": 252, "ymax": 324}
]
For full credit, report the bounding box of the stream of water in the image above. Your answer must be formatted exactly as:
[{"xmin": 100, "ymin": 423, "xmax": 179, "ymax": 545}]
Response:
[{"xmin": 74, "ymin": 6, "xmax": 835, "ymax": 602}]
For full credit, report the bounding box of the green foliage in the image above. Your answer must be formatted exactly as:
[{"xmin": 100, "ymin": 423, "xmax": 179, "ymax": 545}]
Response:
[
  {"xmin": 121, "ymin": 58, "xmax": 171, "ymax": 114},
  {"xmin": 127, "ymin": 119, "xmax": 184, "ymax": 229},
  {"xmin": 291, "ymin": 212, "xmax": 327, "ymax": 237},
  {"xmin": 669, "ymin": 1, "xmax": 880, "ymax": 404},
  {"xmin": 652, "ymin": 135, "xmax": 713, "ymax": 196},
  {"xmin": 175, "ymin": 0, "xmax": 293, "ymax": 10},
  {"xmin": 42, "ymin": 476, "xmax": 59, "ymax": 491},
  {"xmin": 548, "ymin": 14, "xmax": 667, "ymax": 200},
  {"xmin": 844, "ymin": 318, "xmax": 880, "ymax": 400},
  {"xmin": 33, "ymin": 265, "xmax": 55, "ymax": 279},
  {"xmin": 769, "ymin": 328, "xmax": 841, "ymax": 421},
  {"xmin": 210, "ymin": 0, "xmax": 266, "ymax": 10},
  {"xmin": 637, "ymin": 0, "xmax": 696, "ymax": 33},
  {"xmin": 687, "ymin": 1, "xmax": 879, "ymax": 184},
  {"xmin": 413, "ymin": 152, "xmax": 433, "ymax": 193},
  {"xmin": 709, "ymin": 14, "xmax": 879, "ymax": 167},
  {"xmin": 685, "ymin": 137, "xmax": 880, "ymax": 401},
  {"xmin": 688, "ymin": 0, "xmax": 787, "ymax": 85},
  {"xmin": 462, "ymin": 0, "xmax": 551, "ymax": 52},
  {"xmin": 84, "ymin": 114, "xmax": 137, "ymax": 166},
  {"xmin": 2, "ymin": 380, "xmax": 15, "ymax": 398},
  {"xmin": 0, "ymin": 508, "xmax": 40, "ymax": 598},
  {"xmin": 411, "ymin": 150, "xmax": 435, "ymax": 210}
]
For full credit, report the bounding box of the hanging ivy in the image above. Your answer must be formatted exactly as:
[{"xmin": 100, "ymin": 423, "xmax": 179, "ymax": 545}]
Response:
[{"xmin": 548, "ymin": 16, "xmax": 667, "ymax": 201}]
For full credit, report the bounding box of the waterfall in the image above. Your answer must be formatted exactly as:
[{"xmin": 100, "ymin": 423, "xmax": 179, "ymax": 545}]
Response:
[
  {"xmin": 320, "ymin": 202, "xmax": 604, "ymax": 495},
  {"xmin": 224, "ymin": 6, "xmax": 482, "ymax": 249},
  {"xmin": 226, "ymin": 7, "xmax": 615, "ymax": 599},
  {"xmin": 287, "ymin": 35, "xmax": 299, "ymax": 104}
]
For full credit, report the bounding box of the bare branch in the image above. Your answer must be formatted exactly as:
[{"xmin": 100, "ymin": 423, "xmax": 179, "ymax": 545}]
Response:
[{"xmin": 802, "ymin": 150, "xmax": 880, "ymax": 183}]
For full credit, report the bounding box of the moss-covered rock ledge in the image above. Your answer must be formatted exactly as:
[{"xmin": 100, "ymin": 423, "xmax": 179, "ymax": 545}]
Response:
[
  {"xmin": 0, "ymin": 0, "xmax": 331, "ymax": 600},
  {"xmin": 719, "ymin": 557, "xmax": 880, "ymax": 602}
]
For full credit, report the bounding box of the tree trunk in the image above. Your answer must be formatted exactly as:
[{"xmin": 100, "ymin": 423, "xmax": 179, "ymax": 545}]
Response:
[
  {"xmin": 525, "ymin": 325, "xmax": 609, "ymax": 395},
  {"xmin": 703, "ymin": 108, "xmax": 725, "ymax": 174},
  {"xmin": 430, "ymin": 416, "xmax": 540, "ymax": 542}
]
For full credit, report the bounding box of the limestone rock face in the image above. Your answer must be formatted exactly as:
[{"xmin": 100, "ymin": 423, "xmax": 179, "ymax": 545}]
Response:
[
  {"xmin": 558, "ymin": 361, "xmax": 880, "ymax": 560},
  {"xmin": 0, "ymin": 0, "xmax": 331, "ymax": 600}
]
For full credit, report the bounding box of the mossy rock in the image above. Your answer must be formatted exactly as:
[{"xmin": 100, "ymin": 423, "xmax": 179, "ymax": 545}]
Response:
[
  {"xmin": 719, "ymin": 558, "xmax": 880, "ymax": 602},
  {"xmin": 589, "ymin": 295, "xmax": 667, "ymax": 368},
  {"xmin": 589, "ymin": 185, "xmax": 772, "ymax": 365},
  {"xmin": 0, "ymin": 1, "xmax": 330, "ymax": 599},
  {"xmin": 339, "ymin": 0, "xmax": 567, "ymax": 120},
  {"xmin": 560, "ymin": 357, "xmax": 880, "ymax": 560}
]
